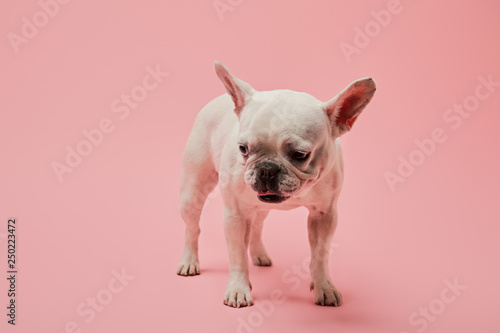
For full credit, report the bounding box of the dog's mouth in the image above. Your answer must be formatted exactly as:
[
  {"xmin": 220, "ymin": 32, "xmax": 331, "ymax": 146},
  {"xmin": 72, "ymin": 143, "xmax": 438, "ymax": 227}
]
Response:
[{"xmin": 257, "ymin": 192, "xmax": 290, "ymax": 204}]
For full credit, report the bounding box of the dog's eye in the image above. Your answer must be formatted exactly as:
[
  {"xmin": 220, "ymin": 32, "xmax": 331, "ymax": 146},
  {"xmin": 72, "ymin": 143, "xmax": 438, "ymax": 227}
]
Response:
[
  {"xmin": 292, "ymin": 151, "xmax": 310, "ymax": 161},
  {"xmin": 239, "ymin": 145, "xmax": 249, "ymax": 157}
]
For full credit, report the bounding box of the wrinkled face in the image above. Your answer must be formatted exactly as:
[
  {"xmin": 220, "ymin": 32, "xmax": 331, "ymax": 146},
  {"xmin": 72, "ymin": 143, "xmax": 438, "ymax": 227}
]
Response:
[{"xmin": 238, "ymin": 91, "xmax": 331, "ymax": 204}]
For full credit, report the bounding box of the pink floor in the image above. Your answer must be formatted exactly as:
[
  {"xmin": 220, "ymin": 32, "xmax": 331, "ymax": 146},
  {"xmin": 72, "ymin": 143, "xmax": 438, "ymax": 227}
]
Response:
[{"xmin": 1, "ymin": 1, "xmax": 499, "ymax": 332}]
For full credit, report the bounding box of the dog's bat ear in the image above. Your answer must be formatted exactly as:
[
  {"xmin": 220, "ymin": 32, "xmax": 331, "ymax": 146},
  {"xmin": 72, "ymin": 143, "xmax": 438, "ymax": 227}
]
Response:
[
  {"xmin": 214, "ymin": 61, "xmax": 255, "ymax": 118},
  {"xmin": 324, "ymin": 78, "xmax": 376, "ymax": 137}
]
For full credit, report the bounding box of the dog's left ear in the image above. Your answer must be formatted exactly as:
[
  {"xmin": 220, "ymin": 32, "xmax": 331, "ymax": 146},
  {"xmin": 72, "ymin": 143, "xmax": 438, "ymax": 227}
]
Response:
[
  {"xmin": 324, "ymin": 78, "xmax": 376, "ymax": 137},
  {"xmin": 214, "ymin": 61, "xmax": 255, "ymax": 118}
]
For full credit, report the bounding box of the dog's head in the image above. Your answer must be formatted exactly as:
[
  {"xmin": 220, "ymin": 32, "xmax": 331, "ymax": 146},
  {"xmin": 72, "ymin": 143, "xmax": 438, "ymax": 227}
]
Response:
[{"xmin": 215, "ymin": 61, "xmax": 376, "ymax": 204}]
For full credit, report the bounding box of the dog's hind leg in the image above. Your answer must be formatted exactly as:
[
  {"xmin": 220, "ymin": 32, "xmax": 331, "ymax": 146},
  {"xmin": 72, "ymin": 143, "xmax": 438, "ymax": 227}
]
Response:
[
  {"xmin": 177, "ymin": 133, "xmax": 218, "ymax": 276},
  {"xmin": 249, "ymin": 211, "xmax": 272, "ymax": 266}
]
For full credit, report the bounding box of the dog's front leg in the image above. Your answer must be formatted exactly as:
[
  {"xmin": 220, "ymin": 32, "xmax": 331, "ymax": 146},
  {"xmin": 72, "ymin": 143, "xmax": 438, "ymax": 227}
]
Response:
[
  {"xmin": 307, "ymin": 205, "xmax": 343, "ymax": 306},
  {"xmin": 223, "ymin": 207, "xmax": 253, "ymax": 308}
]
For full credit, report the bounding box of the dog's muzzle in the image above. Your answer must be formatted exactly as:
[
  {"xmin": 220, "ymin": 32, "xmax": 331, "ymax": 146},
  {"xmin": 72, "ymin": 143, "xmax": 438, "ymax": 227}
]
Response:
[{"xmin": 253, "ymin": 162, "xmax": 290, "ymax": 203}]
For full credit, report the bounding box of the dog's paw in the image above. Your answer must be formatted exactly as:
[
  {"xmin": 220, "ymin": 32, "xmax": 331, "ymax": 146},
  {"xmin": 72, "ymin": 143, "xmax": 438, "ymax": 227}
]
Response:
[
  {"xmin": 251, "ymin": 252, "xmax": 272, "ymax": 266},
  {"xmin": 224, "ymin": 284, "xmax": 254, "ymax": 308},
  {"xmin": 310, "ymin": 281, "xmax": 343, "ymax": 306},
  {"xmin": 250, "ymin": 245, "xmax": 272, "ymax": 266},
  {"xmin": 176, "ymin": 256, "xmax": 200, "ymax": 276}
]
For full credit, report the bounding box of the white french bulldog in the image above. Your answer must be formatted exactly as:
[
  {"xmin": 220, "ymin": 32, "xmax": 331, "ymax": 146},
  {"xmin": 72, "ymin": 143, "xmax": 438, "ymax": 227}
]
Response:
[{"xmin": 177, "ymin": 61, "xmax": 376, "ymax": 308}]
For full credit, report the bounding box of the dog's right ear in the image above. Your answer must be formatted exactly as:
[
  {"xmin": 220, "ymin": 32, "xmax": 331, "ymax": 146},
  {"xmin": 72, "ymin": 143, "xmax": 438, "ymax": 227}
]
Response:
[{"xmin": 214, "ymin": 61, "xmax": 255, "ymax": 117}]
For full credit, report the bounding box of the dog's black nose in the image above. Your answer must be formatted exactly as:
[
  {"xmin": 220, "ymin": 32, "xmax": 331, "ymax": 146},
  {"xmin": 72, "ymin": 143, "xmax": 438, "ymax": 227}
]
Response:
[{"xmin": 258, "ymin": 163, "xmax": 280, "ymax": 181}]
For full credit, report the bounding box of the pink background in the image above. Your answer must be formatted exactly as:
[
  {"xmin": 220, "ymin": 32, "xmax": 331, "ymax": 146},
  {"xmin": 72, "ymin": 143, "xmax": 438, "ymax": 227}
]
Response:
[{"xmin": 1, "ymin": 0, "xmax": 500, "ymax": 332}]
